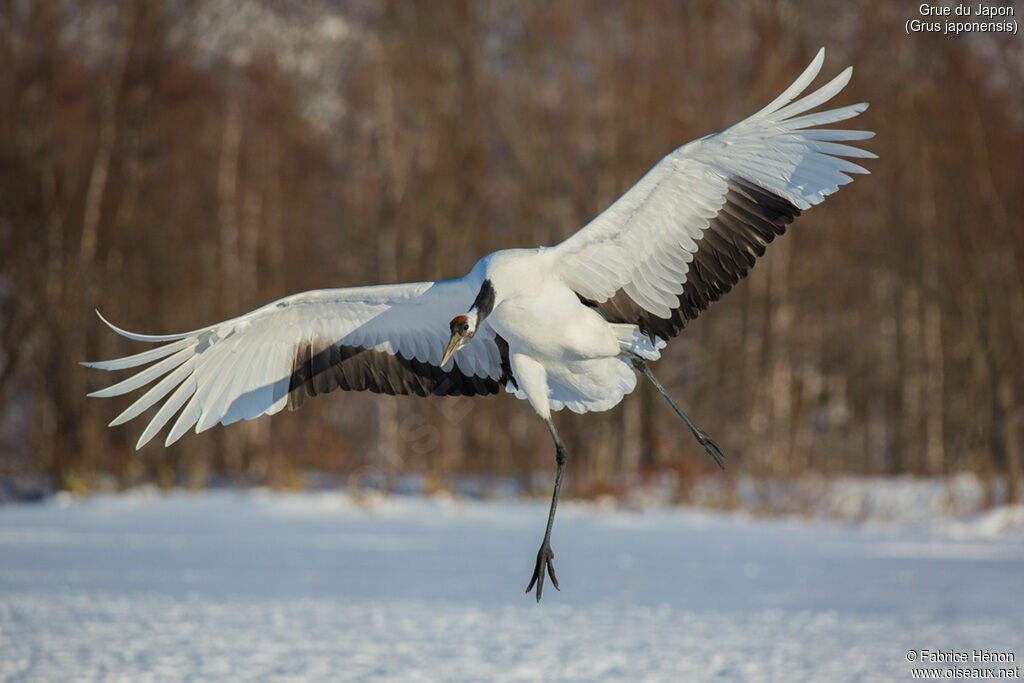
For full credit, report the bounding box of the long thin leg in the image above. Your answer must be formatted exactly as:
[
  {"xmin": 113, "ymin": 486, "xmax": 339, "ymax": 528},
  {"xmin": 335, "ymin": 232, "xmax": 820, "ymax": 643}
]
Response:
[
  {"xmin": 630, "ymin": 356, "xmax": 726, "ymax": 470},
  {"xmin": 526, "ymin": 417, "xmax": 567, "ymax": 602}
]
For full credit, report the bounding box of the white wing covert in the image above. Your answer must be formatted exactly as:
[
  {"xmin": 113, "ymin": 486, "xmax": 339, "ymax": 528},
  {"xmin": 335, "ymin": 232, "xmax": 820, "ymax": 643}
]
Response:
[
  {"xmin": 84, "ymin": 279, "xmax": 511, "ymax": 449},
  {"xmin": 552, "ymin": 48, "xmax": 875, "ymax": 340}
]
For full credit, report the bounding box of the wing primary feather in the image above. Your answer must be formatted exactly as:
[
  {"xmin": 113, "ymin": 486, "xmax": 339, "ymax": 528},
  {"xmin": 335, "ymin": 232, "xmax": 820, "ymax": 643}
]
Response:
[
  {"xmin": 778, "ymin": 103, "xmax": 868, "ymax": 131},
  {"xmin": 801, "ymin": 140, "xmax": 878, "ymax": 159},
  {"xmin": 86, "ymin": 345, "xmax": 195, "ymax": 398},
  {"xmin": 171, "ymin": 334, "xmax": 274, "ymax": 442},
  {"xmin": 166, "ymin": 388, "xmax": 205, "ymax": 446},
  {"xmin": 94, "ymin": 310, "xmax": 198, "ymax": 343},
  {"xmin": 800, "ymin": 129, "xmax": 875, "ymax": 142},
  {"xmin": 185, "ymin": 333, "xmax": 250, "ymax": 432},
  {"xmin": 137, "ymin": 375, "xmax": 197, "ymax": 449},
  {"xmin": 108, "ymin": 356, "xmax": 198, "ymax": 427},
  {"xmin": 196, "ymin": 336, "xmax": 257, "ymax": 432},
  {"xmin": 771, "ymin": 67, "xmax": 852, "ymax": 121},
  {"xmin": 81, "ymin": 338, "xmax": 193, "ymax": 371},
  {"xmin": 749, "ymin": 47, "xmax": 825, "ymax": 120}
]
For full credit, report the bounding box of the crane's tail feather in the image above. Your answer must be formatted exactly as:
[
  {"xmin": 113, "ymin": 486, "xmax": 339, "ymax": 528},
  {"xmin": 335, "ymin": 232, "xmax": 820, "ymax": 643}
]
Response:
[{"xmin": 612, "ymin": 324, "xmax": 664, "ymax": 360}]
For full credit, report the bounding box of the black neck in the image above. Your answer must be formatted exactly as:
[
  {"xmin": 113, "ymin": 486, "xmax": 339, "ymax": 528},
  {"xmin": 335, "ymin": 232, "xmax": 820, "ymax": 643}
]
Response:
[{"xmin": 471, "ymin": 279, "xmax": 496, "ymax": 322}]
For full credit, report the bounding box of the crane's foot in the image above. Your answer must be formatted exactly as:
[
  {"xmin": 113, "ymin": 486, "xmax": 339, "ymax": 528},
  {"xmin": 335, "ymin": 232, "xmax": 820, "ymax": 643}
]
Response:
[
  {"xmin": 694, "ymin": 428, "xmax": 725, "ymax": 470},
  {"xmin": 526, "ymin": 540, "xmax": 559, "ymax": 602}
]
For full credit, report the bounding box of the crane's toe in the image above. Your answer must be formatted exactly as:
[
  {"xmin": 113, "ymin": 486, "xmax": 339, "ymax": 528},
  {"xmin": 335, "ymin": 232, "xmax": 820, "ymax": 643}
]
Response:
[
  {"xmin": 696, "ymin": 429, "xmax": 726, "ymax": 470},
  {"xmin": 526, "ymin": 542, "xmax": 559, "ymax": 602}
]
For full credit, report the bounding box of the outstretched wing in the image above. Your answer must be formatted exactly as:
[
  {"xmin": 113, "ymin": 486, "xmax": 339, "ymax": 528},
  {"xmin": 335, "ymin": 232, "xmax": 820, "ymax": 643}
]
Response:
[
  {"xmin": 84, "ymin": 278, "xmax": 512, "ymax": 449},
  {"xmin": 552, "ymin": 48, "xmax": 875, "ymax": 340}
]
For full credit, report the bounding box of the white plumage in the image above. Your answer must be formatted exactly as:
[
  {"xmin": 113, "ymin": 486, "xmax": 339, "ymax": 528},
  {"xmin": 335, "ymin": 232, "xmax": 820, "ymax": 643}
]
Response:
[
  {"xmin": 555, "ymin": 49, "xmax": 872, "ymax": 318},
  {"xmin": 86, "ymin": 275, "xmax": 507, "ymax": 448},
  {"xmin": 86, "ymin": 46, "xmax": 872, "ymax": 448},
  {"xmin": 87, "ymin": 48, "xmax": 871, "ymax": 447},
  {"xmin": 85, "ymin": 49, "xmax": 874, "ymax": 600}
]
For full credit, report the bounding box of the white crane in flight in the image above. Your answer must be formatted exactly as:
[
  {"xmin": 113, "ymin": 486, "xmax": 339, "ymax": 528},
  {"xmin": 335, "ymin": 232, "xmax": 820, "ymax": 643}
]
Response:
[{"xmin": 85, "ymin": 48, "xmax": 874, "ymax": 601}]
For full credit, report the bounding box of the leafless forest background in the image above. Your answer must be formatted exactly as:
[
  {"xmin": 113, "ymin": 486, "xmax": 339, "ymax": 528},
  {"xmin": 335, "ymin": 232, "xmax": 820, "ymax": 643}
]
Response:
[{"xmin": 1, "ymin": 1, "xmax": 1022, "ymax": 501}]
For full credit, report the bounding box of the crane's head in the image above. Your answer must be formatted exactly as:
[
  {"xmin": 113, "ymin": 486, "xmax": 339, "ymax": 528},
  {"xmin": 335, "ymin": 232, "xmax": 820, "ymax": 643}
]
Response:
[{"xmin": 441, "ymin": 312, "xmax": 477, "ymax": 366}]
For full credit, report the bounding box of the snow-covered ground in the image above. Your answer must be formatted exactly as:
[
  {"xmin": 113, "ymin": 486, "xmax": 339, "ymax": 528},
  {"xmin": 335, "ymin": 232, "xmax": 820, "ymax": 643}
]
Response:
[{"xmin": 1, "ymin": 490, "xmax": 1021, "ymax": 682}]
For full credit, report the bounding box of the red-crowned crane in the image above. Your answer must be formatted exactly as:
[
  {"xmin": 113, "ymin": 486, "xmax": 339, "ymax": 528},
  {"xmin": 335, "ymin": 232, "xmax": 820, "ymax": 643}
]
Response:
[{"xmin": 85, "ymin": 48, "xmax": 874, "ymax": 601}]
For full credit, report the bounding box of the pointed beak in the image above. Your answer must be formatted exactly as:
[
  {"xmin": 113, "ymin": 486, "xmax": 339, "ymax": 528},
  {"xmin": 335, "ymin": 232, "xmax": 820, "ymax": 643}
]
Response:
[{"xmin": 441, "ymin": 333, "xmax": 461, "ymax": 367}]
